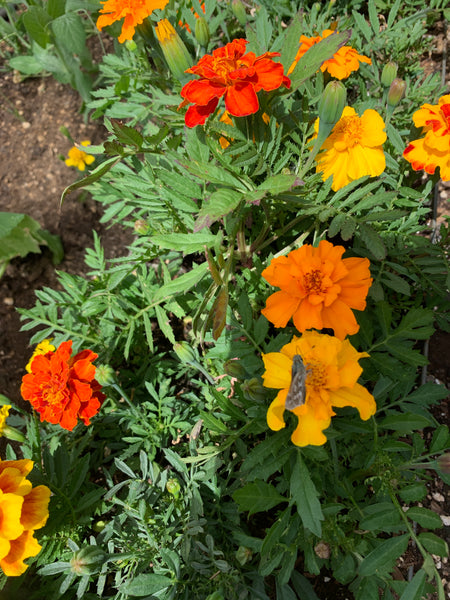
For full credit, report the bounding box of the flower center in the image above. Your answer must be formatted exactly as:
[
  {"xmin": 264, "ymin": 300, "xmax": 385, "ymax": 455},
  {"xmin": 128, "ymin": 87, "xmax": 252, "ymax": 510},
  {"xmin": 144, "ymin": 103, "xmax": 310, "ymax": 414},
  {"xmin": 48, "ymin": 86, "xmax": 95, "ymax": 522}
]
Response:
[
  {"xmin": 306, "ymin": 362, "xmax": 327, "ymax": 390},
  {"xmin": 335, "ymin": 115, "xmax": 363, "ymax": 148},
  {"xmin": 303, "ymin": 269, "xmax": 327, "ymax": 294},
  {"xmin": 212, "ymin": 57, "xmax": 250, "ymax": 83}
]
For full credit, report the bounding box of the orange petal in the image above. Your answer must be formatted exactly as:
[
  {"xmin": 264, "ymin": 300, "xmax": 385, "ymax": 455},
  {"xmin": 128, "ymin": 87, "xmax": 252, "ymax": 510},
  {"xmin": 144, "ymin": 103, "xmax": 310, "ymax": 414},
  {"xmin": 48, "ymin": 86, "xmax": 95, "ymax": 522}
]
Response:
[{"xmin": 261, "ymin": 291, "xmax": 299, "ymax": 328}]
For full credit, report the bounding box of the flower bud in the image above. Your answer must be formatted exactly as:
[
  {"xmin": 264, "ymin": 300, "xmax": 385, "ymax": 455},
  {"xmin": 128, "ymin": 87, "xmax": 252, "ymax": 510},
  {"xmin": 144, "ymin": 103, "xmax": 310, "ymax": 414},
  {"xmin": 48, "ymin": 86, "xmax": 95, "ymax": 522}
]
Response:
[
  {"xmin": 125, "ymin": 39, "xmax": 137, "ymax": 52},
  {"xmin": 1, "ymin": 425, "xmax": 25, "ymax": 443},
  {"xmin": 318, "ymin": 80, "xmax": 347, "ymax": 127},
  {"xmin": 155, "ymin": 19, "xmax": 192, "ymax": 81},
  {"xmin": 241, "ymin": 378, "xmax": 266, "ymax": 403},
  {"xmin": 92, "ymin": 520, "xmax": 107, "ymax": 533},
  {"xmin": 437, "ymin": 453, "xmax": 450, "ymax": 475},
  {"xmin": 173, "ymin": 342, "xmax": 197, "ymax": 364},
  {"xmin": 314, "ymin": 541, "xmax": 331, "ymax": 559},
  {"xmin": 231, "ymin": 0, "xmax": 247, "ymax": 26},
  {"xmin": 166, "ymin": 478, "xmax": 181, "ymax": 498},
  {"xmin": 95, "ymin": 364, "xmax": 115, "ymax": 386},
  {"xmin": 387, "ymin": 78, "xmax": 406, "ymax": 108},
  {"xmin": 134, "ymin": 219, "xmax": 149, "ymax": 235},
  {"xmin": 70, "ymin": 546, "xmax": 106, "ymax": 576},
  {"xmin": 195, "ymin": 17, "xmax": 210, "ymax": 47},
  {"xmin": 381, "ymin": 61, "xmax": 398, "ymax": 87},
  {"xmin": 223, "ymin": 359, "xmax": 246, "ymax": 380},
  {"xmin": 236, "ymin": 546, "xmax": 252, "ymax": 565}
]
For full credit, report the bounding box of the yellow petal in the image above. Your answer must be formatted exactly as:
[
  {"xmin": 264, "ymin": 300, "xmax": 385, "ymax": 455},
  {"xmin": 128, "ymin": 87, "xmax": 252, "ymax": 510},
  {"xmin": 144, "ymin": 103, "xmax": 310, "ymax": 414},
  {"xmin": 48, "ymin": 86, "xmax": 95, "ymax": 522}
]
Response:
[
  {"xmin": 330, "ymin": 384, "xmax": 376, "ymax": 420},
  {"xmin": 266, "ymin": 390, "xmax": 288, "ymax": 431}
]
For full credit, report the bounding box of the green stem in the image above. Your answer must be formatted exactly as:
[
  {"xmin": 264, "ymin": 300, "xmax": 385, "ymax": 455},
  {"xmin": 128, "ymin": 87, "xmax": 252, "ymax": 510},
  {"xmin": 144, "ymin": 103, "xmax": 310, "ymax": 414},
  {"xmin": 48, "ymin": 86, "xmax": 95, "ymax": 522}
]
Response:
[{"xmin": 33, "ymin": 412, "xmax": 43, "ymax": 473}]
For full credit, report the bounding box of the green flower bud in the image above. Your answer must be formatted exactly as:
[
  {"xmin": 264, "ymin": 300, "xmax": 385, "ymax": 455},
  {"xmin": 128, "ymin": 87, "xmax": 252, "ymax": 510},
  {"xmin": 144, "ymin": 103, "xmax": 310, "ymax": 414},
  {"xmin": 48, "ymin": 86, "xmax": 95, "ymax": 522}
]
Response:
[
  {"xmin": 241, "ymin": 378, "xmax": 266, "ymax": 403},
  {"xmin": 134, "ymin": 219, "xmax": 149, "ymax": 235},
  {"xmin": 318, "ymin": 80, "xmax": 347, "ymax": 127},
  {"xmin": 125, "ymin": 39, "xmax": 137, "ymax": 52},
  {"xmin": 223, "ymin": 359, "xmax": 246, "ymax": 380},
  {"xmin": 1, "ymin": 425, "xmax": 25, "ymax": 443},
  {"xmin": 173, "ymin": 342, "xmax": 197, "ymax": 364},
  {"xmin": 70, "ymin": 546, "xmax": 106, "ymax": 576},
  {"xmin": 95, "ymin": 364, "xmax": 115, "ymax": 386},
  {"xmin": 155, "ymin": 19, "xmax": 192, "ymax": 81},
  {"xmin": 235, "ymin": 545, "xmax": 252, "ymax": 565},
  {"xmin": 387, "ymin": 78, "xmax": 406, "ymax": 108},
  {"xmin": 231, "ymin": 0, "xmax": 247, "ymax": 26},
  {"xmin": 166, "ymin": 478, "xmax": 181, "ymax": 498},
  {"xmin": 195, "ymin": 17, "xmax": 210, "ymax": 47},
  {"xmin": 381, "ymin": 61, "xmax": 398, "ymax": 87},
  {"xmin": 92, "ymin": 520, "xmax": 107, "ymax": 533},
  {"xmin": 437, "ymin": 453, "xmax": 450, "ymax": 475}
]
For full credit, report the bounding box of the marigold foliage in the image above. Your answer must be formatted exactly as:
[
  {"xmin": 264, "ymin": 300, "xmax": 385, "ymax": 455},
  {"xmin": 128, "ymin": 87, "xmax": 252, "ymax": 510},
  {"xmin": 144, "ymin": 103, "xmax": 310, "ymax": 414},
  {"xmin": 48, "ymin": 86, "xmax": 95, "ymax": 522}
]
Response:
[
  {"xmin": 403, "ymin": 94, "xmax": 450, "ymax": 180},
  {"xmin": 21, "ymin": 341, "xmax": 105, "ymax": 431},
  {"xmin": 262, "ymin": 240, "xmax": 372, "ymax": 340},
  {"xmin": 0, "ymin": 459, "xmax": 50, "ymax": 576},
  {"xmin": 262, "ymin": 331, "xmax": 376, "ymax": 447}
]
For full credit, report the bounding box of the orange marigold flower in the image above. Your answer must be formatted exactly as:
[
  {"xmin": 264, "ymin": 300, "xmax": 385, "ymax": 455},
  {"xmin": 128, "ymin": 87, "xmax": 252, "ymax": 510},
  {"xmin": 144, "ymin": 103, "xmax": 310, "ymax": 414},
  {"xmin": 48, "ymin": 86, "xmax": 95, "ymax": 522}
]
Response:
[
  {"xmin": 21, "ymin": 340, "xmax": 106, "ymax": 431},
  {"xmin": 262, "ymin": 331, "xmax": 376, "ymax": 447},
  {"xmin": 288, "ymin": 29, "xmax": 371, "ymax": 79},
  {"xmin": 96, "ymin": 0, "xmax": 169, "ymax": 43},
  {"xmin": 0, "ymin": 458, "xmax": 50, "ymax": 576},
  {"xmin": 261, "ymin": 240, "xmax": 372, "ymax": 340},
  {"xmin": 312, "ymin": 106, "xmax": 386, "ymax": 191},
  {"xmin": 403, "ymin": 94, "xmax": 450, "ymax": 181},
  {"xmin": 179, "ymin": 38, "xmax": 291, "ymax": 128}
]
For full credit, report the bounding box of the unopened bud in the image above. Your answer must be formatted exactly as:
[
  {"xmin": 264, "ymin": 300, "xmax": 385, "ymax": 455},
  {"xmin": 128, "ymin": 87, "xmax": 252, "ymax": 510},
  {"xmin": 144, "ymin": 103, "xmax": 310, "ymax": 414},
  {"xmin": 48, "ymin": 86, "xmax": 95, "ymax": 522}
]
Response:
[
  {"xmin": 1, "ymin": 425, "xmax": 25, "ymax": 443},
  {"xmin": 381, "ymin": 61, "xmax": 398, "ymax": 87},
  {"xmin": 95, "ymin": 364, "xmax": 115, "ymax": 386},
  {"xmin": 236, "ymin": 546, "xmax": 252, "ymax": 565},
  {"xmin": 173, "ymin": 342, "xmax": 197, "ymax": 364},
  {"xmin": 223, "ymin": 359, "xmax": 246, "ymax": 380},
  {"xmin": 155, "ymin": 19, "xmax": 192, "ymax": 81},
  {"xmin": 125, "ymin": 39, "xmax": 137, "ymax": 52},
  {"xmin": 70, "ymin": 546, "xmax": 106, "ymax": 575},
  {"xmin": 387, "ymin": 78, "xmax": 406, "ymax": 108},
  {"xmin": 166, "ymin": 478, "xmax": 181, "ymax": 498},
  {"xmin": 232, "ymin": 0, "xmax": 247, "ymax": 26},
  {"xmin": 437, "ymin": 453, "xmax": 450, "ymax": 475},
  {"xmin": 92, "ymin": 520, "xmax": 107, "ymax": 533},
  {"xmin": 314, "ymin": 541, "xmax": 331, "ymax": 559},
  {"xmin": 134, "ymin": 219, "xmax": 149, "ymax": 235},
  {"xmin": 318, "ymin": 80, "xmax": 347, "ymax": 126},
  {"xmin": 195, "ymin": 17, "xmax": 210, "ymax": 47},
  {"xmin": 241, "ymin": 378, "xmax": 266, "ymax": 403}
]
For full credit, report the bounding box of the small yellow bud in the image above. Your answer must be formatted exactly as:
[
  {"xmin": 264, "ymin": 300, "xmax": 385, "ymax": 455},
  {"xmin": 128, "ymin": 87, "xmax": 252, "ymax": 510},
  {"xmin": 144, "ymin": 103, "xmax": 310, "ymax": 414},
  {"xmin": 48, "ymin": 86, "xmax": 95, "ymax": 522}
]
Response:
[{"xmin": 155, "ymin": 19, "xmax": 192, "ymax": 81}]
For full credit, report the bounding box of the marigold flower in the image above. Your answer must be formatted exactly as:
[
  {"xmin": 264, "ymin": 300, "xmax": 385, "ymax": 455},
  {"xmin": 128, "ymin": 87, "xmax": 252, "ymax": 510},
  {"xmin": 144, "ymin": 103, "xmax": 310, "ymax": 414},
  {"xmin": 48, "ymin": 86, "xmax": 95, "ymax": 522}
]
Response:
[
  {"xmin": 262, "ymin": 331, "xmax": 376, "ymax": 446},
  {"xmin": 25, "ymin": 339, "xmax": 55, "ymax": 374},
  {"xmin": 65, "ymin": 141, "xmax": 95, "ymax": 172},
  {"xmin": 0, "ymin": 405, "xmax": 11, "ymax": 436},
  {"xmin": 21, "ymin": 341, "xmax": 106, "ymax": 431},
  {"xmin": 96, "ymin": 0, "xmax": 169, "ymax": 43},
  {"xmin": 179, "ymin": 38, "xmax": 291, "ymax": 128},
  {"xmin": 312, "ymin": 106, "xmax": 386, "ymax": 191},
  {"xmin": 403, "ymin": 94, "xmax": 450, "ymax": 181},
  {"xmin": 0, "ymin": 458, "xmax": 50, "ymax": 576},
  {"xmin": 261, "ymin": 240, "xmax": 372, "ymax": 340},
  {"xmin": 288, "ymin": 29, "xmax": 371, "ymax": 79}
]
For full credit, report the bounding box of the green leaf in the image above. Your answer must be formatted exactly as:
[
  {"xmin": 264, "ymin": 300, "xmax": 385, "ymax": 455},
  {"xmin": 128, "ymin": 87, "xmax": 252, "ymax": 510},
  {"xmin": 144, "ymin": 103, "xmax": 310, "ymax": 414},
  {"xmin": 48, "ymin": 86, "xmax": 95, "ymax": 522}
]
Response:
[
  {"xmin": 232, "ymin": 480, "xmax": 287, "ymax": 516},
  {"xmin": 398, "ymin": 569, "xmax": 426, "ymax": 600},
  {"xmin": 429, "ymin": 425, "xmax": 450, "ymax": 454},
  {"xmin": 23, "ymin": 6, "xmax": 51, "ymax": 48},
  {"xmin": 405, "ymin": 507, "xmax": 443, "ymax": 530},
  {"xmin": 358, "ymin": 223, "xmax": 386, "ymax": 260},
  {"xmin": 155, "ymin": 305, "xmax": 175, "ymax": 344},
  {"xmin": 399, "ymin": 483, "xmax": 427, "ymax": 503},
  {"xmin": 290, "ymin": 454, "xmax": 323, "ymax": 537},
  {"xmin": 120, "ymin": 574, "xmax": 174, "ymax": 597},
  {"xmin": 417, "ymin": 533, "xmax": 448, "ymax": 557},
  {"xmin": 359, "ymin": 502, "xmax": 401, "ymax": 531},
  {"xmin": 61, "ymin": 156, "xmax": 121, "ymax": 203},
  {"xmin": 153, "ymin": 262, "xmax": 208, "ymax": 302},
  {"xmin": 382, "ymin": 271, "xmax": 411, "ymax": 296},
  {"xmin": 150, "ymin": 232, "xmax": 217, "ymax": 254},
  {"xmin": 47, "ymin": 0, "xmax": 66, "ymax": 18},
  {"xmin": 196, "ymin": 189, "xmax": 243, "ymax": 227},
  {"xmin": 279, "ymin": 12, "xmax": 304, "ymax": 75},
  {"xmin": 110, "ymin": 121, "xmax": 144, "ymax": 149},
  {"xmin": 359, "ymin": 534, "xmax": 409, "ymax": 576},
  {"xmin": 8, "ymin": 55, "xmax": 43, "ymax": 75},
  {"xmin": 257, "ymin": 174, "xmax": 300, "ymax": 195},
  {"xmin": 290, "ymin": 571, "xmax": 320, "ymax": 600},
  {"xmin": 381, "ymin": 413, "xmax": 433, "ymax": 434},
  {"xmin": 51, "ymin": 12, "xmax": 86, "ymax": 55}
]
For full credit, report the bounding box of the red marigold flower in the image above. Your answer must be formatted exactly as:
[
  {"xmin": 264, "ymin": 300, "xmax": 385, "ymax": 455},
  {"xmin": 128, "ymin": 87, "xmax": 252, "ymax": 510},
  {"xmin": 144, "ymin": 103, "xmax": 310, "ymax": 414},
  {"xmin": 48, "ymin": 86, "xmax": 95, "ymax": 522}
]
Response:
[
  {"xmin": 21, "ymin": 341, "xmax": 105, "ymax": 431},
  {"xmin": 179, "ymin": 38, "xmax": 291, "ymax": 128}
]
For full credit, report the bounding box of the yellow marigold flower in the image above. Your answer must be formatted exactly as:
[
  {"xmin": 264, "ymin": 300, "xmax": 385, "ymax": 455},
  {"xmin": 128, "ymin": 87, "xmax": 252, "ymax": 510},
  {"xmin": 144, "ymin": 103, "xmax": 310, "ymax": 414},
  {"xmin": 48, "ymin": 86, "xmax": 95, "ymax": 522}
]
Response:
[
  {"xmin": 262, "ymin": 331, "xmax": 376, "ymax": 447},
  {"xmin": 0, "ymin": 405, "xmax": 11, "ymax": 436},
  {"xmin": 288, "ymin": 29, "xmax": 371, "ymax": 79},
  {"xmin": 403, "ymin": 94, "xmax": 450, "ymax": 181},
  {"xmin": 261, "ymin": 240, "xmax": 372, "ymax": 340},
  {"xmin": 312, "ymin": 106, "xmax": 386, "ymax": 191},
  {"xmin": 65, "ymin": 141, "xmax": 95, "ymax": 172},
  {"xmin": 97, "ymin": 0, "xmax": 169, "ymax": 44},
  {"xmin": 25, "ymin": 339, "xmax": 56, "ymax": 374},
  {"xmin": 0, "ymin": 459, "xmax": 51, "ymax": 576}
]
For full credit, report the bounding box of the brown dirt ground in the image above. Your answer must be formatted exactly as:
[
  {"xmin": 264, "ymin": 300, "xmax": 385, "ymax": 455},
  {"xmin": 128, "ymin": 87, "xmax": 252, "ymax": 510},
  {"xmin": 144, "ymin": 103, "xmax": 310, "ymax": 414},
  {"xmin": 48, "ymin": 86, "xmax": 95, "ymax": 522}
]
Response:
[{"xmin": 0, "ymin": 27, "xmax": 449, "ymax": 600}]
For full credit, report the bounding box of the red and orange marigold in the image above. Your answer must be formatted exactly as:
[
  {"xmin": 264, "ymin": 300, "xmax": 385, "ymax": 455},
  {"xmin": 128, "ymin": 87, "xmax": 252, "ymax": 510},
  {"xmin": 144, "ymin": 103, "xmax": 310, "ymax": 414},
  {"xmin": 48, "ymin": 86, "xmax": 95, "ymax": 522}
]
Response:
[
  {"xmin": 261, "ymin": 240, "xmax": 372, "ymax": 340},
  {"xmin": 403, "ymin": 94, "xmax": 450, "ymax": 181},
  {"xmin": 21, "ymin": 341, "xmax": 105, "ymax": 431},
  {"xmin": 179, "ymin": 38, "xmax": 290, "ymax": 128}
]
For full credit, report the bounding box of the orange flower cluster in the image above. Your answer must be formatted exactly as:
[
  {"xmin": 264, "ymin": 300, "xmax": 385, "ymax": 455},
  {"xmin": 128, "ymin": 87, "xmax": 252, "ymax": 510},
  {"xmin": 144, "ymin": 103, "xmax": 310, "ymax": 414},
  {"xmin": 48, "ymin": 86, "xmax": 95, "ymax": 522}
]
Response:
[
  {"xmin": 96, "ymin": 0, "xmax": 169, "ymax": 43},
  {"xmin": 179, "ymin": 39, "xmax": 290, "ymax": 128},
  {"xmin": 288, "ymin": 29, "xmax": 371, "ymax": 79},
  {"xmin": 403, "ymin": 94, "xmax": 450, "ymax": 181},
  {"xmin": 21, "ymin": 341, "xmax": 105, "ymax": 431},
  {"xmin": 0, "ymin": 459, "xmax": 50, "ymax": 576},
  {"xmin": 261, "ymin": 240, "xmax": 372, "ymax": 340}
]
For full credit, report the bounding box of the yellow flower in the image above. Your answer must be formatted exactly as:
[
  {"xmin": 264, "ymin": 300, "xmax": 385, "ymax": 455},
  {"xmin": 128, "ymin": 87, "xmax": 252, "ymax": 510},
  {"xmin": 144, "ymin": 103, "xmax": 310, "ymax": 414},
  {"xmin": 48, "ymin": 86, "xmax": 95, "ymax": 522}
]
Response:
[
  {"xmin": 288, "ymin": 29, "xmax": 371, "ymax": 79},
  {"xmin": 262, "ymin": 331, "xmax": 376, "ymax": 447},
  {"xmin": 403, "ymin": 95, "xmax": 450, "ymax": 181},
  {"xmin": 0, "ymin": 405, "xmax": 11, "ymax": 436},
  {"xmin": 312, "ymin": 106, "xmax": 386, "ymax": 191},
  {"xmin": 97, "ymin": 0, "xmax": 169, "ymax": 43},
  {"xmin": 65, "ymin": 141, "xmax": 95, "ymax": 172},
  {"xmin": 25, "ymin": 339, "xmax": 56, "ymax": 374},
  {"xmin": 0, "ymin": 459, "xmax": 51, "ymax": 576}
]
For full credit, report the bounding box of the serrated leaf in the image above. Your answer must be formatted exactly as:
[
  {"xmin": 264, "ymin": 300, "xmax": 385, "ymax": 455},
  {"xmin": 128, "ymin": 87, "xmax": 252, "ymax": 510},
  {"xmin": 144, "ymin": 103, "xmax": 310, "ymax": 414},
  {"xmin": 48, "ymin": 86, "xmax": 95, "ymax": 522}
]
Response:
[
  {"xmin": 358, "ymin": 223, "xmax": 386, "ymax": 260},
  {"xmin": 51, "ymin": 12, "xmax": 86, "ymax": 55},
  {"xmin": 258, "ymin": 174, "xmax": 301, "ymax": 195},
  {"xmin": 232, "ymin": 480, "xmax": 287, "ymax": 516},
  {"xmin": 151, "ymin": 232, "xmax": 217, "ymax": 254},
  {"xmin": 381, "ymin": 413, "xmax": 433, "ymax": 434},
  {"xmin": 61, "ymin": 156, "xmax": 121, "ymax": 203},
  {"xmin": 290, "ymin": 454, "xmax": 323, "ymax": 537},
  {"xmin": 417, "ymin": 533, "xmax": 448, "ymax": 557},
  {"xmin": 398, "ymin": 568, "xmax": 426, "ymax": 600},
  {"xmin": 23, "ymin": 6, "xmax": 51, "ymax": 48},
  {"xmin": 382, "ymin": 271, "xmax": 411, "ymax": 296},
  {"xmin": 406, "ymin": 507, "xmax": 443, "ymax": 530},
  {"xmin": 359, "ymin": 534, "xmax": 409, "ymax": 576},
  {"xmin": 196, "ymin": 189, "xmax": 243, "ymax": 227},
  {"xmin": 153, "ymin": 262, "xmax": 208, "ymax": 302},
  {"xmin": 429, "ymin": 425, "xmax": 450, "ymax": 453},
  {"xmin": 111, "ymin": 121, "xmax": 143, "ymax": 149},
  {"xmin": 120, "ymin": 574, "xmax": 174, "ymax": 597}
]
